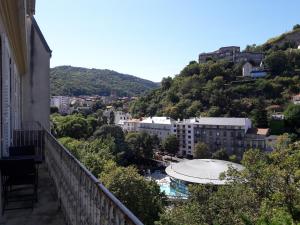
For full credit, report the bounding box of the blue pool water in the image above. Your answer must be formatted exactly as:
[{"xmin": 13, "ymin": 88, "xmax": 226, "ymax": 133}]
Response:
[{"xmin": 159, "ymin": 183, "xmax": 188, "ymax": 198}]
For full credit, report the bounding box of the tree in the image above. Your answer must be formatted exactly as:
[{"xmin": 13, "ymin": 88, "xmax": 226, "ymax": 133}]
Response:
[
  {"xmin": 52, "ymin": 114, "xmax": 92, "ymax": 139},
  {"xmin": 264, "ymin": 51, "xmax": 288, "ymax": 75},
  {"xmin": 91, "ymin": 100, "xmax": 105, "ymax": 112},
  {"xmin": 100, "ymin": 161, "xmax": 166, "ymax": 225},
  {"xmin": 125, "ymin": 132, "xmax": 155, "ymax": 163},
  {"xmin": 162, "ymin": 134, "xmax": 179, "ymax": 156},
  {"xmin": 109, "ymin": 111, "xmax": 115, "ymax": 124},
  {"xmin": 50, "ymin": 106, "xmax": 59, "ymax": 114},
  {"xmin": 252, "ymin": 98, "xmax": 268, "ymax": 128},
  {"xmin": 293, "ymin": 24, "xmax": 300, "ymax": 30},
  {"xmin": 284, "ymin": 104, "xmax": 300, "ymax": 134},
  {"xmin": 161, "ymin": 77, "xmax": 172, "ymax": 90},
  {"xmin": 194, "ymin": 142, "xmax": 211, "ymax": 159},
  {"xmin": 93, "ymin": 125, "xmax": 127, "ymax": 163},
  {"xmin": 212, "ymin": 148, "xmax": 229, "ymax": 160}
]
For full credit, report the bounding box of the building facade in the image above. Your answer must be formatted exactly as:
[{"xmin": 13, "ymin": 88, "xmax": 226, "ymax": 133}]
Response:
[
  {"xmin": 138, "ymin": 117, "xmax": 175, "ymax": 140},
  {"xmin": 0, "ymin": 0, "xmax": 51, "ymax": 156},
  {"xmin": 173, "ymin": 117, "xmax": 253, "ymax": 158},
  {"xmin": 50, "ymin": 96, "xmax": 70, "ymax": 114},
  {"xmin": 199, "ymin": 46, "xmax": 264, "ymax": 65}
]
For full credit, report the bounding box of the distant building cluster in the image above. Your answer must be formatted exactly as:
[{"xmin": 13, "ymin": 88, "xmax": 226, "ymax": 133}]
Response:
[
  {"xmin": 198, "ymin": 46, "xmax": 264, "ymax": 65},
  {"xmin": 120, "ymin": 116, "xmax": 277, "ymax": 158},
  {"xmin": 50, "ymin": 95, "xmax": 137, "ymax": 114}
]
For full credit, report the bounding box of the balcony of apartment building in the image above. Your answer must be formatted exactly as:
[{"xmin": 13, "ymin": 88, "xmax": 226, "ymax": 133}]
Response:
[{"xmin": 0, "ymin": 122, "xmax": 143, "ymax": 225}]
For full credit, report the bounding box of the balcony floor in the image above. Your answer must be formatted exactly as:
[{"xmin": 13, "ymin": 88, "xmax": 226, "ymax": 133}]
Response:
[{"xmin": 0, "ymin": 164, "xmax": 65, "ymax": 225}]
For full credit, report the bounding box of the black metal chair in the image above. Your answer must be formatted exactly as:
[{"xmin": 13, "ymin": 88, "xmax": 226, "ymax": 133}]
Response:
[
  {"xmin": 9, "ymin": 145, "xmax": 35, "ymax": 156},
  {"xmin": 0, "ymin": 159, "xmax": 38, "ymax": 214}
]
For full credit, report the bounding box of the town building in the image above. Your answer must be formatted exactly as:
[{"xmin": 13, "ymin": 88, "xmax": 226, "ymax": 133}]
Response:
[
  {"xmin": 199, "ymin": 46, "xmax": 264, "ymax": 65},
  {"xmin": 173, "ymin": 117, "xmax": 253, "ymax": 157},
  {"xmin": 114, "ymin": 111, "xmax": 132, "ymax": 125},
  {"xmin": 172, "ymin": 118, "xmax": 198, "ymax": 157},
  {"xmin": 292, "ymin": 94, "xmax": 300, "ymax": 104},
  {"xmin": 123, "ymin": 118, "xmax": 141, "ymax": 132},
  {"xmin": 50, "ymin": 96, "xmax": 70, "ymax": 114},
  {"xmin": 242, "ymin": 62, "xmax": 267, "ymax": 78},
  {"xmin": 138, "ymin": 117, "xmax": 175, "ymax": 140}
]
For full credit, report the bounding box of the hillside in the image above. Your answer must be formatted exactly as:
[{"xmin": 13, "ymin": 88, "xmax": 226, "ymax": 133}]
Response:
[
  {"xmin": 130, "ymin": 26, "xmax": 300, "ymax": 128},
  {"xmin": 50, "ymin": 66, "xmax": 159, "ymax": 97}
]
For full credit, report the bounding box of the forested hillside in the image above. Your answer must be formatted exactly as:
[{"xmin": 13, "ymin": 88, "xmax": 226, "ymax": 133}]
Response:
[
  {"xmin": 130, "ymin": 27, "xmax": 300, "ymax": 128},
  {"xmin": 50, "ymin": 66, "xmax": 159, "ymax": 97}
]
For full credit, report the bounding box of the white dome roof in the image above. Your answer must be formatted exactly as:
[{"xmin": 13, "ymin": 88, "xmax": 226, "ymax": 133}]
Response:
[{"xmin": 165, "ymin": 159, "xmax": 244, "ymax": 185}]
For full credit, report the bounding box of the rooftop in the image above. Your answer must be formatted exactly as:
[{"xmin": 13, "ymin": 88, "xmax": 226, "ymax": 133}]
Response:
[
  {"xmin": 247, "ymin": 128, "xmax": 269, "ymax": 136},
  {"xmin": 166, "ymin": 159, "xmax": 244, "ymax": 185},
  {"xmin": 194, "ymin": 117, "xmax": 250, "ymax": 127},
  {"xmin": 140, "ymin": 117, "xmax": 174, "ymax": 125}
]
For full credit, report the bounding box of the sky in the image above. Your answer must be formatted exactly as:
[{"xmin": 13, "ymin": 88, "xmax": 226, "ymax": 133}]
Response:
[{"xmin": 35, "ymin": 0, "xmax": 300, "ymax": 82}]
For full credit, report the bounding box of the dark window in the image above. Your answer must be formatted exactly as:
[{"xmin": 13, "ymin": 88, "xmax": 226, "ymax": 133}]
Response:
[{"xmin": 188, "ymin": 125, "xmax": 191, "ymax": 128}]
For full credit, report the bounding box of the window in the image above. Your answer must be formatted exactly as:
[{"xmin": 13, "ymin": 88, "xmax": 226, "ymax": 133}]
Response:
[
  {"xmin": 188, "ymin": 130, "xmax": 191, "ymax": 133},
  {"xmin": 188, "ymin": 146, "xmax": 191, "ymax": 149},
  {"xmin": 223, "ymin": 131, "xmax": 227, "ymax": 137},
  {"xmin": 188, "ymin": 125, "xmax": 191, "ymax": 128},
  {"xmin": 188, "ymin": 135, "xmax": 191, "ymax": 139},
  {"xmin": 209, "ymin": 131, "xmax": 212, "ymax": 136}
]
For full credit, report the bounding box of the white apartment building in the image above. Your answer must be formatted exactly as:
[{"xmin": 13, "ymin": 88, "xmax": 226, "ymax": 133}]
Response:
[
  {"xmin": 171, "ymin": 118, "xmax": 197, "ymax": 157},
  {"xmin": 122, "ymin": 119, "xmax": 140, "ymax": 132},
  {"xmin": 173, "ymin": 117, "xmax": 253, "ymax": 157},
  {"xmin": 50, "ymin": 96, "xmax": 70, "ymax": 114},
  {"xmin": 138, "ymin": 117, "xmax": 175, "ymax": 140},
  {"xmin": 114, "ymin": 111, "xmax": 132, "ymax": 125}
]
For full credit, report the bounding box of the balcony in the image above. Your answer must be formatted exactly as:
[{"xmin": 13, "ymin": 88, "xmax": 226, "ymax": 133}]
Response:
[{"xmin": 1, "ymin": 123, "xmax": 143, "ymax": 225}]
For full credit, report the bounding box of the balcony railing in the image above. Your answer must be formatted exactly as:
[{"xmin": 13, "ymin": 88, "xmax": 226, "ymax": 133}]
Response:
[{"xmin": 12, "ymin": 122, "xmax": 143, "ymax": 225}]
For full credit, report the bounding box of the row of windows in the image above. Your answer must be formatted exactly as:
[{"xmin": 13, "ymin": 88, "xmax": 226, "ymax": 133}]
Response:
[{"xmin": 195, "ymin": 130, "xmax": 244, "ymax": 137}]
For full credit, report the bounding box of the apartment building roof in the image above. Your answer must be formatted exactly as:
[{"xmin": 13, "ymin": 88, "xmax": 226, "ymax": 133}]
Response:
[
  {"xmin": 166, "ymin": 159, "xmax": 244, "ymax": 185},
  {"xmin": 194, "ymin": 117, "xmax": 250, "ymax": 127},
  {"xmin": 247, "ymin": 128, "xmax": 269, "ymax": 136},
  {"xmin": 140, "ymin": 117, "xmax": 174, "ymax": 125}
]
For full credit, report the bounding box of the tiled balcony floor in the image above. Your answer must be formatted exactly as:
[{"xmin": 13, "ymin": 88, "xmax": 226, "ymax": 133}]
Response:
[{"xmin": 0, "ymin": 165, "xmax": 65, "ymax": 225}]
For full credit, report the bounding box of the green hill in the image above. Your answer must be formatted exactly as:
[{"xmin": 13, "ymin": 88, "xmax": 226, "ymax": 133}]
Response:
[
  {"xmin": 130, "ymin": 26, "xmax": 300, "ymax": 128},
  {"xmin": 50, "ymin": 66, "xmax": 159, "ymax": 97}
]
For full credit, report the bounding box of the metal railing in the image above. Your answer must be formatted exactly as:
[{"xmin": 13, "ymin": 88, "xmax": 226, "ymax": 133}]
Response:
[
  {"xmin": 12, "ymin": 122, "xmax": 143, "ymax": 225},
  {"xmin": 44, "ymin": 129, "xmax": 144, "ymax": 225}
]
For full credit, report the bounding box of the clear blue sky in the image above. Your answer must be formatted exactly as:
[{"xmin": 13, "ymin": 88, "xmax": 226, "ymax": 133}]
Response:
[{"xmin": 35, "ymin": 0, "xmax": 300, "ymax": 82}]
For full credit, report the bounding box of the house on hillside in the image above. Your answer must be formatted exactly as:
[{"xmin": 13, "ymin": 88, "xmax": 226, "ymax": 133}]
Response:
[
  {"xmin": 242, "ymin": 61, "xmax": 267, "ymax": 78},
  {"xmin": 292, "ymin": 94, "xmax": 300, "ymax": 104}
]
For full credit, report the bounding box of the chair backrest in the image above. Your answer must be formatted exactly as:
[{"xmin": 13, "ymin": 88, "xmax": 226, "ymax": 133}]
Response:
[
  {"xmin": 0, "ymin": 159, "xmax": 36, "ymax": 177},
  {"xmin": 9, "ymin": 145, "xmax": 35, "ymax": 156}
]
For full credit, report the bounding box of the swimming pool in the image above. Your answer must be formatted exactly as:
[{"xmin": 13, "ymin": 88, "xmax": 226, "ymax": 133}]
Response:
[{"xmin": 159, "ymin": 182, "xmax": 188, "ymax": 198}]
